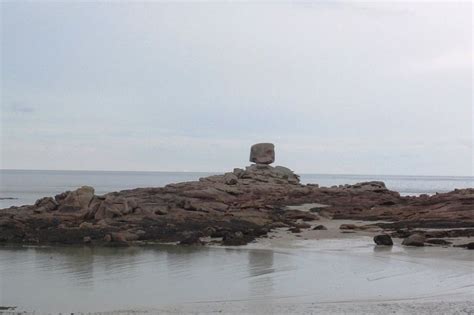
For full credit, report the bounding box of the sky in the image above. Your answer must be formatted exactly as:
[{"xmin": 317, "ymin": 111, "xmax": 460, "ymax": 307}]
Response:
[{"xmin": 1, "ymin": 1, "xmax": 472, "ymax": 176}]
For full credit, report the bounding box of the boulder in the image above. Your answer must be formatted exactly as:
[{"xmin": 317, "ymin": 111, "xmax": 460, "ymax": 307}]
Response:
[
  {"xmin": 34, "ymin": 197, "xmax": 58, "ymax": 211},
  {"xmin": 250, "ymin": 143, "xmax": 275, "ymax": 164},
  {"xmin": 58, "ymin": 186, "xmax": 95, "ymax": 211},
  {"xmin": 374, "ymin": 234, "xmax": 393, "ymax": 246},
  {"xmin": 223, "ymin": 173, "xmax": 238, "ymax": 185},
  {"xmin": 94, "ymin": 196, "xmax": 128, "ymax": 220},
  {"xmin": 289, "ymin": 227, "xmax": 301, "ymax": 233},
  {"xmin": 222, "ymin": 231, "xmax": 248, "ymax": 246},
  {"xmin": 339, "ymin": 224, "xmax": 357, "ymax": 230},
  {"xmin": 402, "ymin": 233, "xmax": 425, "ymax": 247},
  {"xmin": 179, "ymin": 233, "xmax": 203, "ymax": 245}
]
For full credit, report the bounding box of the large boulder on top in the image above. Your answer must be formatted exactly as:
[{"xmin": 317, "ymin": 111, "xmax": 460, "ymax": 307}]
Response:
[{"xmin": 250, "ymin": 143, "xmax": 275, "ymax": 164}]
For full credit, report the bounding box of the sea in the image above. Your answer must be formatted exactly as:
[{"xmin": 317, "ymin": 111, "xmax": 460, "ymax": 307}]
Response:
[
  {"xmin": 0, "ymin": 170, "xmax": 473, "ymax": 313},
  {"xmin": 0, "ymin": 169, "xmax": 472, "ymax": 209}
]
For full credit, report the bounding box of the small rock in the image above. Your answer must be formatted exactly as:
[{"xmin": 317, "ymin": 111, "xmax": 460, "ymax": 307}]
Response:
[
  {"xmin": 402, "ymin": 233, "xmax": 425, "ymax": 247},
  {"xmin": 233, "ymin": 168, "xmax": 245, "ymax": 178},
  {"xmin": 454, "ymin": 242, "xmax": 474, "ymax": 250},
  {"xmin": 313, "ymin": 225, "xmax": 327, "ymax": 230},
  {"xmin": 284, "ymin": 210, "xmax": 319, "ymax": 221},
  {"xmin": 111, "ymin": 232, "xmax": 139, "ymax": 242},
  {"xmin": 292, "ymin": 222, "xmax": 311, "ymax": 229},
  {"xmin": 79, "ymin": 222, "xmax": 94, "ymax": 229},
  {"xmin": 425, "ymin": 239, "xmax": 452, "ymax": 245},
  {"xmin": 179, "ymin": 233, "xmax": 203, "ymax": 245},
  {"xmin": 222, "ymin": 231, "xmax": 248, "ymax": 246},
  {"xmin": 339, "ymin": 224, "xmax": 357, "ymax": 230},
  {"xmin": 204, "ymin": 226, "xmax": 217, "ymax": 236},
  {"xmin": 289, "ymin": 227, "xmax": 301, "ymax": 233},
  {"xmin": 83, "ymin": 236, "xmax": 92, "ymax": 243},
  {"xmin": 103, "ymin": 234, "xmax": 112, "ymax": 242},
  {"xmin": 374, "ymin": 234, "xmax": 393, "ymax": 246},
  {"xmin": 223, "ymin": 173, "xmax": 238, "ymax": 185}
]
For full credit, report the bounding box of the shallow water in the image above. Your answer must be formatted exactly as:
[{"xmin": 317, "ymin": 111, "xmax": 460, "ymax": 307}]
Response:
[
  {"xmin": 1, "ymin": 170, "xmax": 472, "ymax": 208},
  {"xmin": 1, "ymin": 238, "xmax": 473, "ymax": 313}
]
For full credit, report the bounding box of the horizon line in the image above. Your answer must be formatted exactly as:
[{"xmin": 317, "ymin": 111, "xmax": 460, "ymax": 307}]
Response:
[{"xmin": 1, "ymin": 168, "xmax": 472, "ymax": 179}]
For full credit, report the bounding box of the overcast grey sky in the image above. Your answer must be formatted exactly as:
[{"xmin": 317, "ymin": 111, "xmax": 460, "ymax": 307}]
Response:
[{"xmin": 1, "ymin": 1, "xmax": 472, "ymax": 175}]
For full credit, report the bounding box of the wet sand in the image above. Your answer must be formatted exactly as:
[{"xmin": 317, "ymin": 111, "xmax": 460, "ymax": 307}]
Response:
[{"xmin": 154, "ymin": 205, "xmax": 474, "ymax": 314}]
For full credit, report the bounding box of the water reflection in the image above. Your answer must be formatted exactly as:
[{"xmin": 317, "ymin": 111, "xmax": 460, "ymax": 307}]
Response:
[
  {"xmin": 247, "ymin": 249, "xmax": 275, "ymax": 298},
  {"xmin": 0, "ymin": 244, "xmax": 472, "ymax": 313},
  {"xmin": 373, "ymin": 245, "xmax": 393, "ymax": 253}
]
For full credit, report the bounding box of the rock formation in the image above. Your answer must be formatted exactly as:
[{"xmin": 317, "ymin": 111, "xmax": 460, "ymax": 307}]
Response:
[{"xmin": 0, "ymin": 143, "xmax": 472, "ymax": 247}]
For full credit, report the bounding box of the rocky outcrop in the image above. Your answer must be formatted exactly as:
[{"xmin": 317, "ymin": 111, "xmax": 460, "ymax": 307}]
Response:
[
  {"xmin": 250, "ymin": 143, "xmax": 275, "ymax": 164},
  {"xmin": 0, "ymin": 144, "xmax": 472, "ymax": 247},
  {"xmin": 330, "ymin": 188, "xmax": 474, "ymax": 229},
  {"xmin": 0, "ymin": 163, "xmax": 405, "ymax": 246}
]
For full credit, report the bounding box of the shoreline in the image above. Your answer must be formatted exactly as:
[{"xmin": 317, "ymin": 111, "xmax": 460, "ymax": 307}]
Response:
[{"xmin": 2, "ymin": 227, "xmax": 472, "ymax": 314}]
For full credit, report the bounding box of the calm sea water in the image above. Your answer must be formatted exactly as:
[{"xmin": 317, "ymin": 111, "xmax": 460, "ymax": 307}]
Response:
[
  {"xmin": 0, "ymin": 170, "xmax": 474, "ymax": 208},
  {"xmin": 0, "ymin": 170, "xmax": 472, "ymax": 208},
  {"xmin": 1, "ymin": 239, "xmax": 473, "ymax": 313}
]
